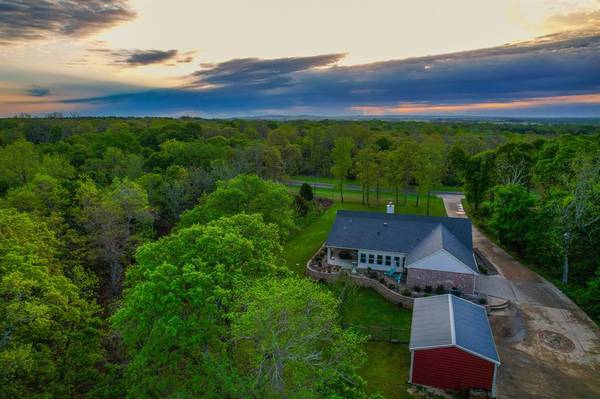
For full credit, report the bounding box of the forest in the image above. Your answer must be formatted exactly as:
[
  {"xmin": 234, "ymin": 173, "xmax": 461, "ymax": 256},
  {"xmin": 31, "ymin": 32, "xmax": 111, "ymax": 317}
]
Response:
[{"xmin": 0, "ymin": 117, "xmax": 599, "ymax": 398}]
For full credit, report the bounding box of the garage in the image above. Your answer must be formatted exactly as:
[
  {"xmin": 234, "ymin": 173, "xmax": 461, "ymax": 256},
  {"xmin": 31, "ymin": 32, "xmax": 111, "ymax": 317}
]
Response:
[{"xmin": 409, "ymin": 294, "xmax": 500, "ymax": 397}]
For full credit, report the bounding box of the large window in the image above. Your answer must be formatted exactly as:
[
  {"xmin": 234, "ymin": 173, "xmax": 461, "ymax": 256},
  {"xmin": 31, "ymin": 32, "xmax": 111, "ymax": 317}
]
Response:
[
  {"xmin": 377, "ymin": 255, "xmax": 383, "ymax": 265},
  {"xmin": 360, "ymin": 253, "xmax": 366, "ymax": 264},
  {"xmin": 368, "ymin": 254, "xmax": 374, "ymax": 264},
  {"xmin": 394, "ymin": 256, "xmax": 400, "ymax": 267},
  {"xmin": 385, "ymin": 255, "xmax": 391, "ymax": 266}
]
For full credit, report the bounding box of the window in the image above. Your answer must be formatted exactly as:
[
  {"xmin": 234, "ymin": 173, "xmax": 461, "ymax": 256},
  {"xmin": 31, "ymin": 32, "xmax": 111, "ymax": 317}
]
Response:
[
  {"xmin": 394, "ymin": 256, "xmax": 400, "ymax": 267},
  {"xmin": 402, "ymin": 257, "xmax": 407, "ymax": 267},
  {"xmin": 377, "ymin": 255, "xmax": 383, "ymax": 265},
  {"xmin": 385, "ymin": 255, "xmax": 391, "ymax": 266},
  {"xmin": 360, "ymin": 253, "xmax": 366, "ymax": 264},
  {"xmin": 368, "ymin": 254, "xmax": 374, "ymax": 264}
]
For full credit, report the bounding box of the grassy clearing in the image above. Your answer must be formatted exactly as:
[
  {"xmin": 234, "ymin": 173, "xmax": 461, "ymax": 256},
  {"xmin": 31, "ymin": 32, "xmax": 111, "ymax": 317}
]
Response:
[
  {"xmin": 283, "ymin": 196, "xmax": 447, "ymax": 398},
  {"xmin": 361, "ymin": 342, "xmax": 414, "ymax": 399},
  {"xmin": 290, "ymin": 175, "xmax": 463, "ymax": 193}
]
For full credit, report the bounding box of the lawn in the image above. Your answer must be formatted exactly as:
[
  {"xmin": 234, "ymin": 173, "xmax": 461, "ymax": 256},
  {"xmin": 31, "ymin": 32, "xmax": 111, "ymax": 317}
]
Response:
[
  {"xmin": 361, "ymin": 342, "xmax": 414, "ymax": 399},
  {"xmin": 289, "ymin": 175, "xmax": 463, "ymax": 193},
  {"xmin": 283, "ymin": 194, "xmax": 446, "ymax": 398}
]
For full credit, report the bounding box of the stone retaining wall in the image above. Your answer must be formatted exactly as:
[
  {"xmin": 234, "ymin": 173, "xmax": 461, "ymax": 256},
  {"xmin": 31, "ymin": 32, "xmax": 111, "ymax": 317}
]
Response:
[{"xmin": 306, "ymin": 264, "xmax": 414, "ymax": 309}]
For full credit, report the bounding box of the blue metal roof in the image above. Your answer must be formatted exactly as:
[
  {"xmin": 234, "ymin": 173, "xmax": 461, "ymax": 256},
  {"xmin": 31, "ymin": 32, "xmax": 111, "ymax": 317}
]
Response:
[
  {"xmin": 326, "ymin": 210, "xmax": 477, "ymax": 272},
  {"xmin": 410, "ymin": 295, "xmax": 500, "ymax": 365},
  {"xmin": 451, "ymin": 295, "xmax": 500, "ymax": 364}
]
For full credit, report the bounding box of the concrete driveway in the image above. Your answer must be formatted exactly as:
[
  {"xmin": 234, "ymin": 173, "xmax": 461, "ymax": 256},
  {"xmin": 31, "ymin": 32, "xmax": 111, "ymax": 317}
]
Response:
[{"xmin": 439, "ymin": 194, "xmax": 600, "ymax": 399}]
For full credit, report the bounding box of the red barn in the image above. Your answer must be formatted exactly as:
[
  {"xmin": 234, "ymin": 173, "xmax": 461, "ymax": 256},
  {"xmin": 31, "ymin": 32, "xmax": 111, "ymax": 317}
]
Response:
[{"xmin": 409, "ymin": 295, "xmax": 500, "ymax": 397}]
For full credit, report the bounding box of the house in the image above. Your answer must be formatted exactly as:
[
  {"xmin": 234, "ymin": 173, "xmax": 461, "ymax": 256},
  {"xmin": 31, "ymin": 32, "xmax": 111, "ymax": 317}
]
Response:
[
  {"xmin": 325, "ymin": 209, "xmax": 478, "ymax": 294},
  {"xmin": 409, "ymin": 295, "xmax": 500, "ymax": 396}
]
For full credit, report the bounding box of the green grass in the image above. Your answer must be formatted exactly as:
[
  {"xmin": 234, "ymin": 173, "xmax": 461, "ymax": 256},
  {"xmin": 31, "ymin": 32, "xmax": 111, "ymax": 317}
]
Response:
[
  {"xmin": 283, "ymin": 198, "xmax": 441, "ymax": 398},
  {"xmin": 286, "ymin": 186, "xmax": 446, "ymax": 218},
  {"xmin": 361, "ymin": 342, "xmax": 414, "ymax": 399},
  {"xmin": 290, "ymin": 175, "xmax": 464, "ymax": 193}
]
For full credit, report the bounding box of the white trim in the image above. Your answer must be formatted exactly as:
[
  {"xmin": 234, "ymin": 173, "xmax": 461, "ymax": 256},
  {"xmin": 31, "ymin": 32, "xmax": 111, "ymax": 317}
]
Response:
[
  {"xmin": 448, "ymin": 295, "xmax": 456, "ymax": 345},
  {"xmin": 455, "ymin": 344, "xmax": 501, "ymax": 365},
  {"xmin": 408, "ymin": 350, "xmax": 414, "ymax": 383},
  {"xmin": 409, "ymin": 343, "xmax": 454, "ymax": 351}
]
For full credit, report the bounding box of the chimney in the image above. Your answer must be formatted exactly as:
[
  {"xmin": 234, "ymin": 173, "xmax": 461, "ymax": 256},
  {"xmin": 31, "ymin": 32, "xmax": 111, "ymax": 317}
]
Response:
[{"xmin": 386, "ymin": 201, "xmax": 394, "ymax": 214}]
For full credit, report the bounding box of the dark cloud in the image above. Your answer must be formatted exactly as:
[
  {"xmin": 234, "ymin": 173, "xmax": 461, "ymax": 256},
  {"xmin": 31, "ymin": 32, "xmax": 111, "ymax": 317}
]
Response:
[
  {"xmin": 0, "ymin": 0, "xmax": 135, "ymax": 44},
  {"xmin": 25, "ymin": 86, "xmax": 51, "ymax": 97},
  {"xmin": 189, "ymin": 53, "xmax": 345, "ymax": 88},
  {"xmin": 63, "ymin": 30, "xmax": 600, "ymax": 117},
  {"xmin": 89, "ymin": 48, "xmax": 195, "ymax": 67}
]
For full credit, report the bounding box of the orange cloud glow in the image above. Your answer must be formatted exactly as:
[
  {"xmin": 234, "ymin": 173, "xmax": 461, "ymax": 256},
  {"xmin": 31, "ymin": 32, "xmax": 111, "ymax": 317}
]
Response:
[{"xmin": 351, "ymin": 94, "xmax": 600, "ymax": 115}]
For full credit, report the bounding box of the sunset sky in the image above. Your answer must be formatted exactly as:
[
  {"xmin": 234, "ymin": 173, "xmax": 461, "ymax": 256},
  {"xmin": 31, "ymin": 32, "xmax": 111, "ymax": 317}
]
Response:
[{"xmin": 1, "ymin": 0, "xmax": 600, "ymax": 117}]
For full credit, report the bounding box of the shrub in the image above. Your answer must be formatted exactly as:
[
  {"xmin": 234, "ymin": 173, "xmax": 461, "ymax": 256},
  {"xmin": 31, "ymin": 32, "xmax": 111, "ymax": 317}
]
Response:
[
  {"xmin": 478, "ymin": 298, "xmax": 488, "ymax": 305},
  {"xmin": 388, "ymin": 283, "xmax": 395, "ymax": 290},
  {"xmin": 435, "ymin": 285, "xmax": 445, "ymax": 295},
  {"xmin": 299, "ymin": 182, "xmax": 314, "ymax": 201},
  {"xmin": 378, "ymin": 277, "xmax": 385, "ymax": 284},
  {"xmin": 424, "ymin": 293, "xmax": 432, "ymax": 297},
  {"xmin": 401, "ymin": 288, "xmax": 412, "ymax": 297},
  {"xmin": 413, "ymin": 286, "xmax": 422, "ymax": 292},
  {"xmin": 424, "ymin": 285, "xmax": 433, "ymax": 293}
]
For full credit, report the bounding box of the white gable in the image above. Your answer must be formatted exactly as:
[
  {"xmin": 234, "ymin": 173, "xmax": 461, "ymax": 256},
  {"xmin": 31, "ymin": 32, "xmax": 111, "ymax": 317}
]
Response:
[{"xmin": 407, "ymin": 249, "xmax": 476, "ymax": 275}]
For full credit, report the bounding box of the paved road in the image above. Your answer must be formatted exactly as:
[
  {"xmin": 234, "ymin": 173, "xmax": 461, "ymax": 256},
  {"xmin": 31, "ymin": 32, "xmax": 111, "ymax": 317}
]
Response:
[
  {"xmin": 285, "ymin": 180, "xmax": 464, "ymax": 196},
  {"xmin": 439, "ymin": 194, "xmax": 600, "ymax": 399}
]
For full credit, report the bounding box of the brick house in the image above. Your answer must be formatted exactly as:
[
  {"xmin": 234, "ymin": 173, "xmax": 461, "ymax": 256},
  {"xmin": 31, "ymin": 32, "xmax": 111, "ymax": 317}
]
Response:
[{"xmin": 325, "ymin": 209, "xmax": 478, "ymax": 294}]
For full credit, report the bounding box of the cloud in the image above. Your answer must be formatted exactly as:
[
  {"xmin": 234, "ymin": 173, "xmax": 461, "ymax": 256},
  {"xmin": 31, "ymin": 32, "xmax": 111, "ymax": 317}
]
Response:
[
  {"xmin": 546, "ymin": 9, "xmax": 600, "ymax": 31},
  {"xmin": 0, "ymin": 0, "xmax": 135, "ymax": 44},
  {"xmin": 59, "ymin": 30, "xmax": 600, "ymax": 116},
  {"xmin": 89, "ymin": 48, "xmax": 195, "ymax": 67},
  {"xmin": 188, "ymin": 53, "xmax": 345, "ymax": 88},
  {"xmin": 25, "ymin": 87, "xmax": 51, "ymax": 97}
]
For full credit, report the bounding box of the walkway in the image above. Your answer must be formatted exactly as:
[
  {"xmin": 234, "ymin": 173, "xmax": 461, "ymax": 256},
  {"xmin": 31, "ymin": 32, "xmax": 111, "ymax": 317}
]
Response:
[{"xmin": 439, "ymin": 194, "xmax": 600, "ymax": 399}]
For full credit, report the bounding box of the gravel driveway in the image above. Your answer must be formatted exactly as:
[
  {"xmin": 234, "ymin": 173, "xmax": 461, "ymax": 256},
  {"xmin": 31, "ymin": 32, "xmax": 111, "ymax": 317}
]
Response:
[{"xmin": 439, "ymin": 194, "xmax": 600, "ymax": 399}]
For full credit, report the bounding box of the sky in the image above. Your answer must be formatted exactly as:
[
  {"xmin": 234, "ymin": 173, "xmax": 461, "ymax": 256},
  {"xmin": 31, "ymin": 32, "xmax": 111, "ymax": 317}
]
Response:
[{"xmin": 1, "ymin": 0, "xmax": 600, "ymax": 117}]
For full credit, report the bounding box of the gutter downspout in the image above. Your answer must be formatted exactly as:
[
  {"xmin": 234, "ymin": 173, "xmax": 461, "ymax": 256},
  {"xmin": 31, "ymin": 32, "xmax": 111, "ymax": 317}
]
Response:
[{"xmin": 492, "ymin": 363, "xmax": 498, "ymax": 398}]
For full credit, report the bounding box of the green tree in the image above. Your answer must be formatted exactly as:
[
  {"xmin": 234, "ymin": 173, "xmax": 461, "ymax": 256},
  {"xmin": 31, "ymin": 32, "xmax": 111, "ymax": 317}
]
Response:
[
  {"xmin": 355, "ymin": 147, "xmax": 376, "ymax": 206},
  {"xmin": 75, "ymin": 178, "xmax": 154, "ymax": 294},
  {"xmin": 0, "ymin": 209, "xmax": 104, "ymax": 398},
  {"xmin": 414, "ymin": 139, "xmax": 444, "ymax": 215},
  {"xmin": 299, "ymin": 182, "xmax": 314, "ymax": 201},
  {"xmin": 487, "ymin": 184, "xmax": 536, "ymax": 251},
  {"xmin": 463, "ymin": 151, "xmax": 496, "ymax": 212},
  {"xmin": 331, "ymin": 137, "xmax": 354, "ymax": 203},
  {"xmin": 113, "ymin": 214, "xmax": 285, "ymax": 398},
  {"xmin": 178, "ymin": 174, "xmax": 295, "ymax": 239},
  {"xmin": 0, "ymin": 139, "xmax": 40, "ymax": 192},
  {"xmin": 232, "ymin": 278, "xmax": 367, "ymax": 398}
]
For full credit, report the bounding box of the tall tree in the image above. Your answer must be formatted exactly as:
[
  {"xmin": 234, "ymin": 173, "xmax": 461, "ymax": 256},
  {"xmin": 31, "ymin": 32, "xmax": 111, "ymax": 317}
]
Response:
[
  {"xmin": 330, "ymin": 137, "xmax": 354, "ymax": 203},
  {"xmin": 75, "ymin": 178, "xmax": 154, "ymax": 295},
  {"xmin": 414, "ymin": 139, "xmax": 444, "ymax": 215},
  {"xmin": 178, "ymin": 174, "xmax": 295, "ymax": 239},
  {"xmin": 232, "ymin": 278, "xmax": 367, "ymax": 398},
  {"xmin": 553, "ymin": 159, "xmax": 600, "ymax": 284},
  {"xmin": 355, "ymin": 147, "xmax": 376, "ymax": 206},
  {"xmin": 113, "ymin": 214, "xmax": 285, "ymax": 398},
  {"xmin": 0, "ymin": 209, "xmax": 104, "ymax": 398}
]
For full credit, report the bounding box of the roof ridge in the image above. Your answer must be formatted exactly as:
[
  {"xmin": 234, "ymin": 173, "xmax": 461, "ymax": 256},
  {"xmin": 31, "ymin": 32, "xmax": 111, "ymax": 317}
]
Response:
[{"xmin": 448, "ymin": 295, "xmax": 456, "ymax": 345}]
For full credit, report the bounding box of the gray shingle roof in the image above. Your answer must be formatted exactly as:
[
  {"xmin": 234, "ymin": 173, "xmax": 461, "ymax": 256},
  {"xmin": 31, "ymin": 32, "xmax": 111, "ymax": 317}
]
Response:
[
  {"xmin": 325, "ymin": 210, "xmax": 477, "ymax": 272},
  {"xmin": 409, "ymin": 295, "xmax": 500, "ymax": 364}
]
